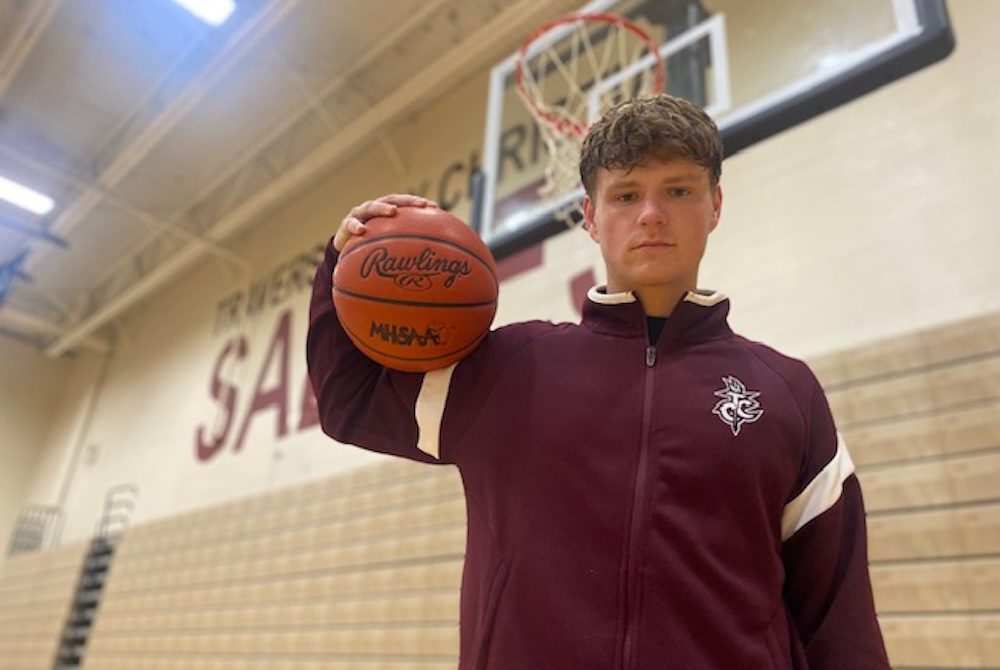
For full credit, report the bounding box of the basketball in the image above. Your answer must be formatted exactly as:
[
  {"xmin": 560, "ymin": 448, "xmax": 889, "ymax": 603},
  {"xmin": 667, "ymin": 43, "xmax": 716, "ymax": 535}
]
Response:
[{"xmin": 332, "ymin": 206, "xmax": 498, "ymax": 373}]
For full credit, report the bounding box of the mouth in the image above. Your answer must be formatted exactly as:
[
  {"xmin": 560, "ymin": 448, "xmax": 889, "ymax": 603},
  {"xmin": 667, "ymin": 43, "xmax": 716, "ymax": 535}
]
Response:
[{"xmin": 634, "ymin": 240, "xmax": 675, "ymax": 250}]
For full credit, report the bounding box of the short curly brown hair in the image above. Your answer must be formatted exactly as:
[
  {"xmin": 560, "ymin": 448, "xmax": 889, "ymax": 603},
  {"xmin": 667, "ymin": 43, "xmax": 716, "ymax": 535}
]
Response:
[{"xmin": 579, "ymin": 94, "xmax": 723, "ymax": 196}]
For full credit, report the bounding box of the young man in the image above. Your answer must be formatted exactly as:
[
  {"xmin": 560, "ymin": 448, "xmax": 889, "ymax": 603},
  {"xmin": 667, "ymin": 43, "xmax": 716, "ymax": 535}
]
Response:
[{"xmin": 307, "ymin": 94, "xmax": 890, "ymax": 670}]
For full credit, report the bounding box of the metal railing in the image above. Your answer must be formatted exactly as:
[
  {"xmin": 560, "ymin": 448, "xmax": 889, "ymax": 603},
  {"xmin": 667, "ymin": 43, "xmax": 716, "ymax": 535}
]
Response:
[
  {"xmin": 5, "ymin": 504, "xmax": 63, "ymax": 556},
  {"xmin": 94, "ymin": 483, "xmax": 139, "ymax": 540}
]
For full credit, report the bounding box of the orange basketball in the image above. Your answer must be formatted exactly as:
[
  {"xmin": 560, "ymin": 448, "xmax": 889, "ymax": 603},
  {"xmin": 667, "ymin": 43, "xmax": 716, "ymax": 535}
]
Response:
[{"xmin": 332, "ymin": 207, "xmax": 498, "ymax": 372}]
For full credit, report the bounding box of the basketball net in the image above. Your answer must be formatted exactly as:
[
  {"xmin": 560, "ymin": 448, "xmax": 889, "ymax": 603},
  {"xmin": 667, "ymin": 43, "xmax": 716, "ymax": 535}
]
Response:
[{"xmin": 515, "ymin": 13, "xmax": 666, "ymax": 226}]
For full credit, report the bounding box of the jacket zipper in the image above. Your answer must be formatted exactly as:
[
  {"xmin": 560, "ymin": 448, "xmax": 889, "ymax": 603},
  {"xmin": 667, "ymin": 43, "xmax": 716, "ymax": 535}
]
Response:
[{"xmin": 622, "ymin": 343, "xmax": 658, "ymax": 669}]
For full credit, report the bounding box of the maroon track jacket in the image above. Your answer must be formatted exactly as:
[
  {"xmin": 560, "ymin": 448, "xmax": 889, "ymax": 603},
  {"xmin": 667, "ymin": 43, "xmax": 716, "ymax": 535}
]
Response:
[{"xmin": 307, "ymin": 241, "xmax": 890, "ymax": 670}]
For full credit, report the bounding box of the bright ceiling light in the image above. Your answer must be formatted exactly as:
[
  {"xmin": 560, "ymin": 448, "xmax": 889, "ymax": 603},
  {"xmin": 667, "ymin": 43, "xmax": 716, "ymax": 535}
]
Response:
[
  {"xmin": 0, "ymin": 176, "xmax": 55, "ymax": 215},
  {"xmin": 170, "ymin": 0, "xmax": 237, "ymax": 26}
]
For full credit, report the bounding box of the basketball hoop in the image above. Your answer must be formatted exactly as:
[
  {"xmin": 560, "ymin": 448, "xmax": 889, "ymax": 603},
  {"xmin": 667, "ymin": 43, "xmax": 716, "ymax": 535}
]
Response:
[{"xmin": 515, "ymin": 12, "xmax": 666, "ymax": 226}]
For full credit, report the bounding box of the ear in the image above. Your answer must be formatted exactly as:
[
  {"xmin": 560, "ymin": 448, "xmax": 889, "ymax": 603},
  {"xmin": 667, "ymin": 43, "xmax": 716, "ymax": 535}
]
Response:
[
  {"xmin": 583, "ymin": 196, "xmax": 599, "ymax": 241},
  {"xmin": 709, "ymin": 185, "xmax": 723, "ymax": 232}
]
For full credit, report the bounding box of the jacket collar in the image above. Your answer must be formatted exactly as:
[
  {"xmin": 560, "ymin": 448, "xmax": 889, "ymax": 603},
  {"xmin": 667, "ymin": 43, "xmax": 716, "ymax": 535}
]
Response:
[{"xmin": 583, "ymin": 286, "xmax": 733, "ymax": 343}]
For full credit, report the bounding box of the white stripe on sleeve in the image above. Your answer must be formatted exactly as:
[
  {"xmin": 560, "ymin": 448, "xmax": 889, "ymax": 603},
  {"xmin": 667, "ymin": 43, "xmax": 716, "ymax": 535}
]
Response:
[
  {"xmin": 781, "ymin": 434, "xmax": 856, "ymax": 542},
  {"xmin": 414, "ymin": 362, "xmax": 459, "ymax": 459}
]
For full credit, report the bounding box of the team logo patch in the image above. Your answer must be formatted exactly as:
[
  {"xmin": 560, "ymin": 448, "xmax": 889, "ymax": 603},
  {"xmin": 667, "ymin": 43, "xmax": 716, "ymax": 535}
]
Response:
[{"xmin": 712, "ymin": 376, "xmax": 764, "ymax": 436}]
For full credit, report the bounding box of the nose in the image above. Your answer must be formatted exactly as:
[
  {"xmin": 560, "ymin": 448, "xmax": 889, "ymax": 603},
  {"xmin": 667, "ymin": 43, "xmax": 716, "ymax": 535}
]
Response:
[{"xmin": 636, "ymin": 192, "xmax": 667, "ymax": 227}]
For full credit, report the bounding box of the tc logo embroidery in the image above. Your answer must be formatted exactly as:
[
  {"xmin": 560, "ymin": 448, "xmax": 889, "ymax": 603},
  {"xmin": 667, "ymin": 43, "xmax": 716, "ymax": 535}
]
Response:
[{"xmin": 712, "ymin": 376, "xmax": 764, "ymax": 436}]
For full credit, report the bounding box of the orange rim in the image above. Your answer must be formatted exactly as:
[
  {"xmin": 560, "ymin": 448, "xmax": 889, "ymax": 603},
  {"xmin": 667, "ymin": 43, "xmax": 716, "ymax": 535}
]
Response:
[{"xmin": 515, "ymin": 12, "xmax": 666, "ymax": 137}]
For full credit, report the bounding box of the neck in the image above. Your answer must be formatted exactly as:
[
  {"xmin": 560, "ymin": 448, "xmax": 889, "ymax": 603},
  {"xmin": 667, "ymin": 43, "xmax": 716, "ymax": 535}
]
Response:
[{"xmin": 633, "ymin": 286, "xmax": 692, "ymax": 317}]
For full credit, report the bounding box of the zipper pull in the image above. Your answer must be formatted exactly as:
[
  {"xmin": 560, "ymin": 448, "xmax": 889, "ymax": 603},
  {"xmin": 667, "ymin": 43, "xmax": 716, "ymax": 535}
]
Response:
[{"xmin": 645, "ymin": 345, "xmax": 656, "ymax": 367}]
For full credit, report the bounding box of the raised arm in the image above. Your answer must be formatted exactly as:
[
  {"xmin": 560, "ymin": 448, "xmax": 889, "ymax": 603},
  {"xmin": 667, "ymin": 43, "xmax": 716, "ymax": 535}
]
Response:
[{"xmin": 306, "ymin": 194, "xmax": 446, "ymax": 464}]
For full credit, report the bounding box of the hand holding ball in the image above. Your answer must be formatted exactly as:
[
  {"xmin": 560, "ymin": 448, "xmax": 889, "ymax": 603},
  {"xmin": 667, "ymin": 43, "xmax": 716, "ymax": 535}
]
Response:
[{"xmin": 332, "ymin": 207, "xmax": 498, "ymax": 372}]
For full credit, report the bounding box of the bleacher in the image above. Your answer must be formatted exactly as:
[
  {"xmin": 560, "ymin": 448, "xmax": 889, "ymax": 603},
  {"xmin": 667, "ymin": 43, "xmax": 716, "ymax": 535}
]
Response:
[
  {"xmin": 813, "ymin": 311, "xmax": 1000, "ymax": 668},
  {"xmin": 0, "ymin": 541, "xmax": 89, "ymax": 670},
  {"xmin": 84, "ymin": 460, "xmax": 464, "ymax": 670},
  {"xmin": 1, "ymin": 311, "xmax": 998, "ymax": 669}
]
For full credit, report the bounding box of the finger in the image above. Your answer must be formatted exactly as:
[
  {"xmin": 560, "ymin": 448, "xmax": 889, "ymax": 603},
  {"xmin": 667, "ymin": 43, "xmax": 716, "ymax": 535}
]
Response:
[
  {"xmin": 349, "ymin": 199, "xmax": 397, "ymax": 223},
  {"xmin": 378, "ymin": 194, "xmax": 438, "ymax": 209},
  {"xmin": 335, "ymin": 195, "xmax": 440, "ymax": 252},
  {"xmin": 333, "ymin": 216, "xmax": 367, "ymax": 252}
]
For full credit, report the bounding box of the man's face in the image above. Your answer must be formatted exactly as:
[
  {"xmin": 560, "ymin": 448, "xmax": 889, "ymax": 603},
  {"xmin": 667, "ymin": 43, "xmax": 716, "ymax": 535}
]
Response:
[{"xmin": 584, "ymin": 157, "xmax": 722, "ymax": 300}]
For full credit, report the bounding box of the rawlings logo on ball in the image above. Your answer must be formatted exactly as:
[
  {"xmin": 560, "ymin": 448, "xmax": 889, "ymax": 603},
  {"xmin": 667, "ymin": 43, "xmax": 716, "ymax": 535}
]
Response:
[{"xmin": 359, "ymin": 246, "xmax": 471, "ymax": 290}]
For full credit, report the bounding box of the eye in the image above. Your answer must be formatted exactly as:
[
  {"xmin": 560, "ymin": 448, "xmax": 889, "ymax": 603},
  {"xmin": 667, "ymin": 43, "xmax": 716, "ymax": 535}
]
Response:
[
  {"xmin": 669, "ymin": 187, "xmax": 691, "ymax": 197},
  {"xmin": 614, "ymin": 192, "xmax": 638, "ymax": 203}
]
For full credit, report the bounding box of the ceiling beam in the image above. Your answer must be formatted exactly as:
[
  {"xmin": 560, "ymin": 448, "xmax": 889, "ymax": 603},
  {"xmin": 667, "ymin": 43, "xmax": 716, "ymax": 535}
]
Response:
[
  {"xmin": 45, "ymin": 0, "xmax": 577, "ymax": 358},
  {"xmin": 0, "ymin": 0, "xmax": 63, "ymax": 97},
  {"xmin": 0, "ymin": 214, "xmax": 68, "ymax": 247},
  {"xmin": 23, "ymin": 0, "xmax": 304, "ymax": 275},
  {"xmin": 0, "ymin": 306, "xmax": 109, "ymax": 354},
  {"xmin": 0, "ymin": 145, "xmax": 249, "ymax": 271},
  {"xmin": 48, "ymin": 0, "xmax": 473, "ymax": 301}
]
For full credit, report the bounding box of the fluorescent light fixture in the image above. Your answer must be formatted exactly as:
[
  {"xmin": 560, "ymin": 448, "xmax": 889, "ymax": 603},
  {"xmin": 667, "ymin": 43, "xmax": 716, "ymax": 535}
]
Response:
[
  {"xmin": 170, "ymin": 0, "xmax": 237, "ymax": 26},
  {"xmin": 0, "ymin": 176, "xmax": 55, "ymax": 215}
]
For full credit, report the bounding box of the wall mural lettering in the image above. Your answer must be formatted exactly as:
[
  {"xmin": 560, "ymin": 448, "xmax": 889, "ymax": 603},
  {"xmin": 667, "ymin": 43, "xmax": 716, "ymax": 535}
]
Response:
[{"xmin": 196, "ymin": 309, "xmax": 319, "ymax": 462}]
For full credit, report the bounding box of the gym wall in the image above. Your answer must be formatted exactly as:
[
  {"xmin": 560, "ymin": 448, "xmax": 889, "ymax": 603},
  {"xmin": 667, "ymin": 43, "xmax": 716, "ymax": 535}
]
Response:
[
  {"xmin": 1, "ymin": 0, "xmax": 997, "ymax": 548},
  {"xmin": 0, "ymin": 337, "xmax": 71, "ymax": 548}
]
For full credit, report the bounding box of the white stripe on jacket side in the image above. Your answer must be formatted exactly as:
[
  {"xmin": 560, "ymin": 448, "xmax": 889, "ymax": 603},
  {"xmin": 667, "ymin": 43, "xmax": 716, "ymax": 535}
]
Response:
[
  {"xmin": 781, "ymin": 434, "xmax": 856, "ymax": 541},
  {"xmin": 415, "ymin": 363, "xmax": 459, "ymax": 459}
]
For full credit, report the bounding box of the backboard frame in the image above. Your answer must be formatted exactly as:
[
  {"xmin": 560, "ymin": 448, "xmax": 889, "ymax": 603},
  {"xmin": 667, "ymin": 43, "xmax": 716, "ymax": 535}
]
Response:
[{"xmin": 476, "ymin": 0, "xmax": 954, "ymax": 262}]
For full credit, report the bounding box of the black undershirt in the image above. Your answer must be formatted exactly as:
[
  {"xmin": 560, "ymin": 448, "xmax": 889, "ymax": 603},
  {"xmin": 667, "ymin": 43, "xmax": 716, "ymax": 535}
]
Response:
[{"xmin": 647, "ymin": 316, "xmax": 668, "ymax": 344}]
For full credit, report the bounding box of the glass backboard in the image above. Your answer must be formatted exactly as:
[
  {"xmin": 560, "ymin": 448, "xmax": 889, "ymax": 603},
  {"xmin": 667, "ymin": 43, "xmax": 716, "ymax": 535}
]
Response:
[{"xmin": 477, "ymin": 0, "xmax": 953, "ymax": 259}]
